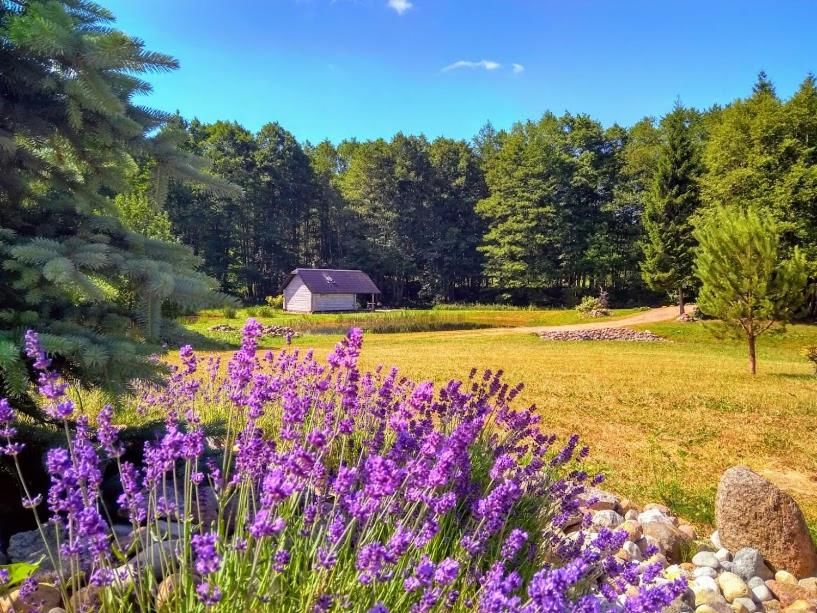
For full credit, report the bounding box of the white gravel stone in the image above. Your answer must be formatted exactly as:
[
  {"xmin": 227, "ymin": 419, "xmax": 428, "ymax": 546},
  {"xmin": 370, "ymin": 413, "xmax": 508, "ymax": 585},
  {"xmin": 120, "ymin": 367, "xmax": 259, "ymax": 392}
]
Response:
[
  {"xmin": 592, "ymin": 509, "xmax": 624, "ymax": 529},
  {"xmin": 732, "ymin": 597, "xmax": 757, "ymax": 612},
  {"xmin": 692, "ymin": 551, "xmax": 721, "ymax": 569},
  {"xmin": 692, "ymin": 576, "xmax": 722, "ymax": 607},
  {"xmin": 693, "ymin": 566, "xmax": 718, "ymax": 579},
  {"xmin": 749, "ymin": 584, "xmax": 773, "ymax": 602},
  {"xmin": 715, "ymin": 548, "xmax": 732, "ymax": 562},
  {"xmin": 710, "ymin": 530, "xmax": 722, "ymax": 549},
  {"xmin": 638, "ymin": 508, "xmax": 674, "ymax": 525},
  {"xmin": 621, "ymin": 540, "xmax": 642, "ymax": 562},
  {"xmin": 746, "ymin": 577, "xmax": 765, "ymax": 589}
]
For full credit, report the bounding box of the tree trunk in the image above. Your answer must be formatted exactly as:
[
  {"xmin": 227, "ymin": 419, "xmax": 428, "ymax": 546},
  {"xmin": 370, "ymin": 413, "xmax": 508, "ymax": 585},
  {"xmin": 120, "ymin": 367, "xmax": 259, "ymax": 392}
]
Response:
[
  {"xmin": 748, "ymin": 334, "xmax": 757, "ymax": 375},
  {"xmin": 678, "ymin": 287, "xmax": 685, "ymax": 315}
]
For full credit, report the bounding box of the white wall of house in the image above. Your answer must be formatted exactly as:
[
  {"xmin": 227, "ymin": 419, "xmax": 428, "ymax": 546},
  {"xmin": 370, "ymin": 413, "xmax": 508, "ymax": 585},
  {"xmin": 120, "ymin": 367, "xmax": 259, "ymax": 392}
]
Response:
[
  {"xmin": 312, "ymin": 293, "xmax": 357, "ymax": 312},
  {"xmin": 283, "ymin": 276, "xmax": 312, "ymax": 312}
]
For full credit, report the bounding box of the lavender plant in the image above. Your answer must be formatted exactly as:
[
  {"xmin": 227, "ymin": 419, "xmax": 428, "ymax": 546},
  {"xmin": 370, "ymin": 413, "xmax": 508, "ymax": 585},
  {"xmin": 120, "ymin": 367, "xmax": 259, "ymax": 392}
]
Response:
[{"xmin": 0, "ymin": 322, "xmax": 686, "ymax": 612}]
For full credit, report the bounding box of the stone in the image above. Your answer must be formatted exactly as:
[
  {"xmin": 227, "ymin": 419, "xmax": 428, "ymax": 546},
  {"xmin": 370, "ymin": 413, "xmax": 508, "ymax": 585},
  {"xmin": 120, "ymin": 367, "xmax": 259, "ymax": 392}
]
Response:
[
  {"xmin": 642, "ymin": 520, "xmax": 688, "ymax": 562},
  {"xmin": 798, "ymin": 579, "xmax": 817, "ymax": 597},
  {"xmin": 8, "ymin": 525, "xmax": 91, "ymax": 574},
  {"xmin": 156, "ymin": 573, "xmax": 183, "ymax": 610},
  {"xmin": 625, "ymin": 509, "xmax": 639, "ymax": 521},
  {"xmin": 592, "ymin": 509, "xmax": 624, "ymax": 529},
  {"xmin": 645, "ymin": 502, "xmax": 672, "ymax": 514},
  {"xmin": 763, "ymin": 602, "xmax": 782, "ymax": 612},
  {"xmin": 694, "ymin": 567, "xmax": 719, "ymax": 579},
  {"xmin": 0, "ymin": 583, "xmax": 61, "ymax": 613},
  {"xmin": 696, "ymin": 606, "xmax": 728, "ymax": 613},
  {"xmin": 621, "ymin": 519, "xmax": 643, "ymax": 542},
  {"xmin": 718, "ymin": 572, "xmax": 750, "ymax": 603},
  {"xmin": 765, "ymin": 581, "xmax": 817, "ymax": 608},
  {"xmin": 619, "ymin": 540, "xmax": 642, "ymax": 562},
  {"xmin": 782, "ymin": 601, "xmax": 817, "ymax": 612},
  {"xmin": 111, "ymin": 538, "xmax": 181, "ymax": 588},
  {"xmin": 750, "ymin": 577, "xmax": 769, "ymax": 589},
  {"xmin": 712, "ymin": 531, "xmax": 723, "ymax": 549},
  {"xmin": 733, "ymin": 549, "xmax": 774, "ymax": 581},
  {"xmin": 696, "ymin": 601, "xmax": 733, "ymax": 613},
  {"xmin": 665, "ymin": 564, "xmax": 687, "ymax": 580},
  {"xmin": 694, "ymin": 576, "xmax": 725, "ymax": 607},
  {"xmin": 618, "ymin": 497, "xmax": 639, "ymax": 514},
  {"xmin": 717, "ymin": 549, "xmax": 734, "ymax": 563},
  {"xmin": 716, "ymin": 466, "xmax": 817, "ymax": 578},
  {"xmin": 679, "ymin": 524, "xmax": 698, "ymax": 540},
  {"xmin": 777, "ymin": 572, "xmax": 798, "ymax": 586},
  {"xmin": 68, "ymin": 586, "xmax": 100, "ymax": 611},
  {"xmin": 752, "ymin": 584, "xmax": 775, "ymax": 603},
  {"xmin": 580, "ymin": 487, "xmax": 619, "ymax": 511},
  {"xmin": 693, "ymin": 551, "xmax": 722, "ymax": 569},
  {"xmin": 640, "ymin": 508, "xmax": 674, "ymax": 526},
  {"xmin": 732, "ymin": 601, "xmax": 751, "ymax": 613},
  {"xmin": 733, "ymin": 597, "xmax": 759, "ymax": 613}
]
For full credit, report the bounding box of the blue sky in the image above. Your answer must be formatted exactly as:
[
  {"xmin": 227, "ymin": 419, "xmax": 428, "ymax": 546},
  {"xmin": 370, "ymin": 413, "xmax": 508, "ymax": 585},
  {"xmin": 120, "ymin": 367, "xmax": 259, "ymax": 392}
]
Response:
[{"xmin": 105, "ymin": 0, "xmax": 817, "ymax": 143}]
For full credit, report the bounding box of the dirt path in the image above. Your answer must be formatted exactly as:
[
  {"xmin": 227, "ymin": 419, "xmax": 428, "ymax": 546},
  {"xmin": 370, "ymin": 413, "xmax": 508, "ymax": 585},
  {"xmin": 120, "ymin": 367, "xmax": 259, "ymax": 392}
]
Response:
[
  {"xmin": 520, "ymin": 305, "xmax": 684, "ymax": 334},
  {"xmin": 430, "ymin": 305, "xmax": 685, "ymax": 339}
]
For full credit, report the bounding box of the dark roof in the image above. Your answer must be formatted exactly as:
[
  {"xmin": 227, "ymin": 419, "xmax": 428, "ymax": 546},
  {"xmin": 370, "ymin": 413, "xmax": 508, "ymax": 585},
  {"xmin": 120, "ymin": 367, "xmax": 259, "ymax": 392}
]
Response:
[{"xmin": 284, "ymin": 268, "xmax": 381, "ymax": 295}]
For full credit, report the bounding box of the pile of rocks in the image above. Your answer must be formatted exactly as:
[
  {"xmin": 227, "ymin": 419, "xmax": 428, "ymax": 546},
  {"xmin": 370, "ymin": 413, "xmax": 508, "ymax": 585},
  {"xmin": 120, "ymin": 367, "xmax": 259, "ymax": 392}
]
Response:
[
  {"xmin": 209, "ymin": 323, "xmax": 297, "ymax": 338},
  {"xmin": 578, "ymin": 467, "xmax": 817, "ymax": 613},
  {"xmin": 539, "ymin": 328, "xmax": 665, "ymax": 342}
]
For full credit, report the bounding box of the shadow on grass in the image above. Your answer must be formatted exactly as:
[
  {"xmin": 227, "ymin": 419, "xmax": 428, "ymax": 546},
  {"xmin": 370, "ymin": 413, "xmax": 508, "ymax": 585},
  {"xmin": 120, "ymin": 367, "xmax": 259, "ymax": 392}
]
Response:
[{"xmin": 772, "ymin": 373, "xmax": 817, "ymax": 381}]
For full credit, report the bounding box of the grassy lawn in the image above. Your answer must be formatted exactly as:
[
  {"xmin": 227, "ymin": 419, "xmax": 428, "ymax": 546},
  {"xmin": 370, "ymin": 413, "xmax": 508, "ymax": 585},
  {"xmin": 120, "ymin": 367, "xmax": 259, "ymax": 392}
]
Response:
[{"xmin": 170, "ymin": 317, "xmax": 817, "ymax": 530}]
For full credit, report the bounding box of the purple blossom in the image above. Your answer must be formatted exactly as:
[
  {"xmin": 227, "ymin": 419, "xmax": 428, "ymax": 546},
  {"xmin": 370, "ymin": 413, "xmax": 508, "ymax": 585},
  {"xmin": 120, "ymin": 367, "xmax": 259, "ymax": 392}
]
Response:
[
  {"xmin": 433, "ymin": 558, "xmax": 459, "ymax": 585},
  {"xmin": 196, "ymin": 581, "xmax": 222, "ymax": 606},
  {"xmin": 191, "ymin": 532, "xmax": 222, "ymax": 575}
]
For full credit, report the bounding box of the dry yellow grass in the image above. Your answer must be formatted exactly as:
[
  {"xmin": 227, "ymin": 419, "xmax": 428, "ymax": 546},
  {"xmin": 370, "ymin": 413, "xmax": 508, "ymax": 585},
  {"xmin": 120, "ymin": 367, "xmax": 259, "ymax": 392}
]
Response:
[{"xmin": 171, "ymin": 320, "xmax": 817, "ymax": 529}]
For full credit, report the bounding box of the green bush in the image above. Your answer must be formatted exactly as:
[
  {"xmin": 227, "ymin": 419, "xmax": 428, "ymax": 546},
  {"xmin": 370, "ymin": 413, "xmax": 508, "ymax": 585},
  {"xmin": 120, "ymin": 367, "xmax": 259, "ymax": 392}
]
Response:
[
  {"xmin": 576, "ymin": 296, "xmax": 610, "ymax": 318},
  {"xmin": 265, "ymin": 295, "xmax": 284, "ymax": 309},
  {"xmin": 222, "ymin": 306, "xmax": 238, "ymax": 319}
]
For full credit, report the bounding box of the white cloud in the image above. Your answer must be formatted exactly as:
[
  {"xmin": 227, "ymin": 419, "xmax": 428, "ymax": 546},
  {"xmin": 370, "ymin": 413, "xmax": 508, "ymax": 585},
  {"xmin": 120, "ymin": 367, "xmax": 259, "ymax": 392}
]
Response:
[
  {"xmin": 441, "ymin": 59, "xmax": 502, "ymax": 73},
  {"xmin": 512, "ymin": 63, "xmax": 525, "ymax": 74},
  {"xmin": 387, "ymin": 0, "xmax": 413, "ymax": 15}
]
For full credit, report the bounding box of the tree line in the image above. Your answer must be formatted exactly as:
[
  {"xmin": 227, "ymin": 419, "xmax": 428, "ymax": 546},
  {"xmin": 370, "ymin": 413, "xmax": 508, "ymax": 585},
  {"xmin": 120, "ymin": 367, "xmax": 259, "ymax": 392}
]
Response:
[{"xmin": 118, "ymin": 72, "xmax": 817, "ymax": 309}]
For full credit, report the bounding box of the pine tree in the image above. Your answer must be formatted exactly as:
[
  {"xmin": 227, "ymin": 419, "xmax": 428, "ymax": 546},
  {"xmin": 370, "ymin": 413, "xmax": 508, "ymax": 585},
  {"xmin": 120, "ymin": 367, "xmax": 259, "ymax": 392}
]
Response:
[
  {"xmin": 0, "ymin": 0, "xmax": 232, "ymax": 416},
  {"xmin": 694, "ymin": 206, "xmax": 807, "ymax": 375},
  {"xmin": 640, "ymin": 104, "xmax": 702, "ymax": 314}
]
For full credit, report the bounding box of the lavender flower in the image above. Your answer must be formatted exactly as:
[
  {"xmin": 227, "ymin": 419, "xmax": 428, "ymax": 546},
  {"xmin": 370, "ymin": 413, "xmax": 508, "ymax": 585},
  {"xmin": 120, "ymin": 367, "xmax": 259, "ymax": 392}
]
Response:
[
  {"xmin": 7, "ymin": 322, "xmax": 682, "ymax": 613},
  {"xmin": 191, "ymin": 532, "xmax": 222, "ymax": 575}
]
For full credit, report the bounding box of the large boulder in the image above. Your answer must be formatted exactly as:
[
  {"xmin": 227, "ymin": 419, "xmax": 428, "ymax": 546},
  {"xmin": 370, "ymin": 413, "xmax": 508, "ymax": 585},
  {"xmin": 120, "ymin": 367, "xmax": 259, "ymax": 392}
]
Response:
[{"xmin": 715, "ymin": 466, "xmax": 817, "ymax": 578}]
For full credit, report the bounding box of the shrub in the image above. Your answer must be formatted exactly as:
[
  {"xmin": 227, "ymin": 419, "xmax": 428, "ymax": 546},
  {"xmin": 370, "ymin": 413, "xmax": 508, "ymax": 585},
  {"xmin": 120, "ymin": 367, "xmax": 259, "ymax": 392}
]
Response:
[
  {"xmin": 0, "ymin": 326, "xmax": 685, "ymax": 612},
  {"xmin": 257, "ymin": 306, "xmax": 275, "ymax": 318},
  {"xmin": 575, "ymin": 296, "xmax": 610, "ymax": 318},
  {"xmin": 222, "ymin": 306, "xmax": 237, "ymax": 319},
  {"xmin": 265, "ymin": 295, "xmax": 284, "ymax": 309}
]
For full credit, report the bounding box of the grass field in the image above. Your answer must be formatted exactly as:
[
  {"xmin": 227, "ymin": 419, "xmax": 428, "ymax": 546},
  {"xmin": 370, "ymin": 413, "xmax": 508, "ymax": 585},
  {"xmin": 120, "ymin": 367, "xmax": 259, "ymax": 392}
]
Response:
[
  {"xmin": 171, "ymin": 314, "xmax": 817, "ymax": 531},
  {"xmin": 183, "ymin": 306, "xmax": 642, "ymax": 341}
]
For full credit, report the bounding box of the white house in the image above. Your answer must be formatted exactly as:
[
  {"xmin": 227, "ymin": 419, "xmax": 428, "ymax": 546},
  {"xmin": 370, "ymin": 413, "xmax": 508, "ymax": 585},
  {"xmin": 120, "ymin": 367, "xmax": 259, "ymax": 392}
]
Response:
[{"xmin": 282, "ymin": 268, "xmax": 381, "ymax": 313}]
